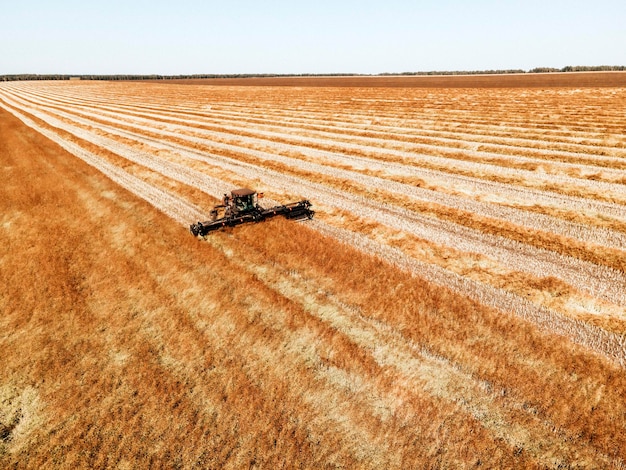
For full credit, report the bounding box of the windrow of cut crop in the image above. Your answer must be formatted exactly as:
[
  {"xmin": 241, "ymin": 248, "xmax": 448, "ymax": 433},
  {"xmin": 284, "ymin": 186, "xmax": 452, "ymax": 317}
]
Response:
[
  {"xmin": 24, "ymin": 83, "xmax": 626, "ymax": 191},
  {"xmin": 14, "ymin": 87, "xmax": 626, "ymax": 244},
  {"xmin": 0, "ymin": 104, "xmax": 543, "ymax": 468},
  {"xmin": 12, "ymin": 82, "xmax": 624, "ymax": 229},
  {"xmin": 13, "ymin": 82, "xmax": 626, "ymax": 173},
  {"xmin": 25, "ymin": 85, "xmax": 626, "ymax": 170},
  {"xmin": 220, "ymin": 215, "xmax": 626, "ymax": 464},
  {"xmin": 2, "ymin": 85, "xmax": 620, "ymax": 316},
  {"xmin": 32, "ymin": 93, "xmax": 626, "ymax": 246},
  {"xmin": 28, "ymin": 83, "xmax": 624, "ymax": 218}
]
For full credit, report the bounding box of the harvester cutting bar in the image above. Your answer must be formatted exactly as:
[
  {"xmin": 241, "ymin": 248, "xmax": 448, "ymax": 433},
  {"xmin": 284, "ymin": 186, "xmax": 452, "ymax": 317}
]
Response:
[
  {"xmin": 190, "ymin": 193, "xmax": 313, "ymax": 237},
  {"xmin": 261, "ymin": 200, "xmax": 314, "ymax": 220},
  {"xmin": 190, "ymin": 211, "xmax": 259, "ymax": 236}
]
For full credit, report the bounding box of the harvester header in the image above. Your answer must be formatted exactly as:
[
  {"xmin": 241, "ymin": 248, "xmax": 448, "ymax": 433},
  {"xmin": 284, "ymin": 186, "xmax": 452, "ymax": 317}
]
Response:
[{"xmin": 190, "ymin": 188, "xmax": 314, "ymax": 237}]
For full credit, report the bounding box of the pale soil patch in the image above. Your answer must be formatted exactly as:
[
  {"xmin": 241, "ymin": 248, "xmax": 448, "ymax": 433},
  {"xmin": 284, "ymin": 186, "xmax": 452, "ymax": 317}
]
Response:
[{"xmin": 0, "ymin": 385, "xmax": 43, "ymax": 455}]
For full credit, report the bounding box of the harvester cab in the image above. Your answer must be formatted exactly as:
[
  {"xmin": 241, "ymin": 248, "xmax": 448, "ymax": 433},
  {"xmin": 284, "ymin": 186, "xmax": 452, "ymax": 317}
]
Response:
[
  {"xmin": 190, "ymin": 188, "xmax": 314, "ymax": 237},
  {"xmin": 230, "ymin": 188, "xmax": 257, "ymax": 214}
]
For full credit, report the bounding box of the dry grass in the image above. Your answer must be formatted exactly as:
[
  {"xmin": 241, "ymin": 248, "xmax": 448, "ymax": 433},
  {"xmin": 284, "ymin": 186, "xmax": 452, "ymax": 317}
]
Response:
[
  {"xmin": 194, "ymin": 148, "xmax": 626, "ymax": 274},
  {"xmin": 323, "ymin": 208, "xmax": 626, "ymax": 333},
  {"xmin": 2, "ymin": 82, "xmax": 626, "ymax": 468},
  {"xmin": 226, "ymin": 218, "xmax": 626, "ymax": 465}
]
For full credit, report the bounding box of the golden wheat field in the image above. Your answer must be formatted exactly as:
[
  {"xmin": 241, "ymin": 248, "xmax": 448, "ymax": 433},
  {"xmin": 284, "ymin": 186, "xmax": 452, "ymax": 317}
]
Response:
[{"xmin": 1, "ymin": 78, "xmax": 626, "ymax": 468}]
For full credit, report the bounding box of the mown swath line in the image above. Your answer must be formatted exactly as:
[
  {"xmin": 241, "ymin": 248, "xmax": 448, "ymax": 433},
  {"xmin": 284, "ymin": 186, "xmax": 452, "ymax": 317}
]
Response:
[
  {"xmin": 12, "ymin": 83, "xmax": 626, "ymax": 178},
  {"xmin": 2, "ymin": 85, "xmax": 625, "ymax": 369},
  {"xmin": 12, "ymin": 88, "xmax": 626, "ymax": 240},
  {"xmin": 25, "ymin": 86, "xmax": 626, "ymax": 218},
  {"xmin": 28, "ymin": 81, "xmax": 624, "ymax": 150},
  {"xmin": 7, "ymin": 91, "xmax": 625, "ymax": 310},
  {"xmin": 0, "ymin": 101, "xmax": 206, "ymax": 226}
]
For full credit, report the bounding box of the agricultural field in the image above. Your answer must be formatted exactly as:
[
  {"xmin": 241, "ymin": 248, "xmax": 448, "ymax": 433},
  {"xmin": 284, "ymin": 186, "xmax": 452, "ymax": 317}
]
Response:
[{"xmin": 1, "ymin": 77, "xmax": 625, "ymax": 468}]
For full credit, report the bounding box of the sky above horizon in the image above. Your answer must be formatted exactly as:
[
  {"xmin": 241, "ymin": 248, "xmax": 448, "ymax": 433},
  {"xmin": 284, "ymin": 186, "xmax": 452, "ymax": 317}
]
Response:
[{"xmin": 2, "ymin": 0, "xmax": 625, "ymax": 75}]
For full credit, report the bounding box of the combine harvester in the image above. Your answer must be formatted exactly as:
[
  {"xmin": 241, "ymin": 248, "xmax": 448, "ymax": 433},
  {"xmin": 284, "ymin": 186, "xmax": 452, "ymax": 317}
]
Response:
[{"xmin": 190, "ymin": 188, "xmax": 314, "ymax": 237}]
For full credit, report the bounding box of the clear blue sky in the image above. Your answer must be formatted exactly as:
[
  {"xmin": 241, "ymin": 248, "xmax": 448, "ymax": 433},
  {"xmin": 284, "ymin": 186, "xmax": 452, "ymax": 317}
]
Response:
[{"xmin": 1, "ymin": 0, "xmax": 624, "ymax": 75}]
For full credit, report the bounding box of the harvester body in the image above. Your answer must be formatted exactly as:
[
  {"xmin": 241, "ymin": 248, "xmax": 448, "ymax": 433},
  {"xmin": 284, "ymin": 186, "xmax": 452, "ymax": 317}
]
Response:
[{"xmin": 190, "ymin": 188, "xmax": 314, "ymax": 237}]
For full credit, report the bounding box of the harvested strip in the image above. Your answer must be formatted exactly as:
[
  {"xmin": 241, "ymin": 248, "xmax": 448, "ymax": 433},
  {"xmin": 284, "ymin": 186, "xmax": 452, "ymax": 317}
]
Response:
[
  {"xmin": 29, "ymin": 95, "xmax": 626, "ymax": 250},
  {"xmin": 22, "ymin": 88, "xmax": 626, "ymax": 220},
  {"xmin": 6, "ymin": 94, "xmax": 625, "ymax": 309},
  {"xmin": 28, "ymin": 89, "xmax": 626, "ymax": 199},
  {"xmin": 15, "ymin": 81, "xmax": 626, "ymax": 166},
  {"xmin": 0, "ymin": 102, "xmax": 206, "ymax": 226}
]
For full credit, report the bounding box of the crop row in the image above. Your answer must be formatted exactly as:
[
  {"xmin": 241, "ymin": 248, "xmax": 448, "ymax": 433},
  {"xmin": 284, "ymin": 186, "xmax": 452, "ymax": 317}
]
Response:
[{"xmin": 1, "ymin": 80, "xmax": 624, "ymax": 352}]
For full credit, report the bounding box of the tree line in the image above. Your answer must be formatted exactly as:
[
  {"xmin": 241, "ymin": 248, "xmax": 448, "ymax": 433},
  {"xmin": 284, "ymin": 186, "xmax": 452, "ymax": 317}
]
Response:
[
  {"xmin": 381, "ymin": 65, "xmax": 626, "ymax": 76},
  {"xmin": 1, "ymin": 66, "xmax": 625, "ymax": 82},
  {"xmin": 0, "ymin": 73, "xmax": 362, "ymax": 82}
]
